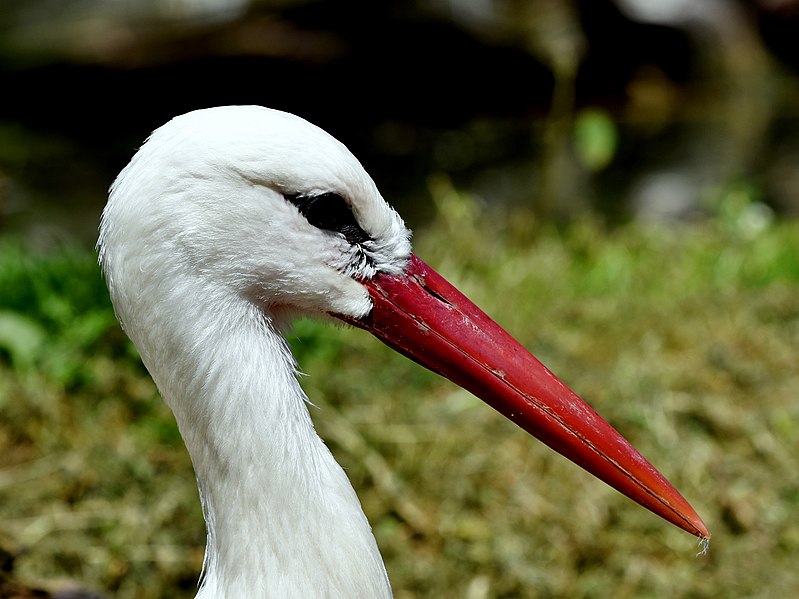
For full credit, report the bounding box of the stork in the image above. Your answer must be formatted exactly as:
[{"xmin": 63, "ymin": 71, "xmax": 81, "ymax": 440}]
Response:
[{"xmin": 98, "ymin": 106, "xmax": 709, "ymax": 598}]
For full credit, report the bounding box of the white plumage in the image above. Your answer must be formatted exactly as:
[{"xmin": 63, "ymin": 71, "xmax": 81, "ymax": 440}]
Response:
[{"xmin": 100, "ymin": 107, "xmax": 408, "ymax": 597}]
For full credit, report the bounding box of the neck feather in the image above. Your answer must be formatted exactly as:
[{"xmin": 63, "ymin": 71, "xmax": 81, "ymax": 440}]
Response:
[{"xmin": 133, "ymin": 290, "xmax": 391, "ymax": 598}]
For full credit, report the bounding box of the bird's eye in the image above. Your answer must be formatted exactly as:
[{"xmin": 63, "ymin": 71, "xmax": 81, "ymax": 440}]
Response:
[{"xmin": 285, "ymin": 192, "xmax": 371, "ymax": 246}]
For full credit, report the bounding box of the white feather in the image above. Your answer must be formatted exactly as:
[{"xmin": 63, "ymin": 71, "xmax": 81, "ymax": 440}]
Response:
[{"xmin": 99, "ymin": 106, "xmax": 413, "ymax": 598}]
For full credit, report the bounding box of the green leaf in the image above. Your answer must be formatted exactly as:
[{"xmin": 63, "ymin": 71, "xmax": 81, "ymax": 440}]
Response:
[
  {"xmin": 574, "ymin": 108, "xmax": 618, "ymax": 171},
  {"xmin": 0, "ymin": 310, "xmax": 47, "ymax": 367}
]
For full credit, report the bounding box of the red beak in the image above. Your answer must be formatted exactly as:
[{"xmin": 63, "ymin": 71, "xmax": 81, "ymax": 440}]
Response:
[{"xmin": 339, "ymin": 254, "xmax": 709, "ymax": 540}]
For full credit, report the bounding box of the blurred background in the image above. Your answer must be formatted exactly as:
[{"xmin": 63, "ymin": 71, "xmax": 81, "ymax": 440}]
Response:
[{"xmin": 1, "ymin": 0, "xmax": 798, "ymax": 597}]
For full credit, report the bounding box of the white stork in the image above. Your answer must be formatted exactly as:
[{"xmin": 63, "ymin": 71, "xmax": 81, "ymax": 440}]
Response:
[{"xmin": 97, "ymin": 106, "xmax": 709, "ymax": 598}]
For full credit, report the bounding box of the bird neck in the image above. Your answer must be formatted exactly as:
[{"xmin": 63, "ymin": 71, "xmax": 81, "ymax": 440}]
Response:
[{"xmin": 136, "ymin": 293, "xmax": 391, "ymax": 598}]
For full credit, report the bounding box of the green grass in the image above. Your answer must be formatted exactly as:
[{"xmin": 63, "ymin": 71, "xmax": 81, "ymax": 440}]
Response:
[{"xmin": 1, "ymin": 196, "xmax": 797, "ymax": 598}]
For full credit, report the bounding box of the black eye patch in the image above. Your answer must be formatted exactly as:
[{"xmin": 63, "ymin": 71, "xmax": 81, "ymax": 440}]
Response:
[{"xmin": 285, "ymin": 192, "xmax": 371, "ymax": 246}]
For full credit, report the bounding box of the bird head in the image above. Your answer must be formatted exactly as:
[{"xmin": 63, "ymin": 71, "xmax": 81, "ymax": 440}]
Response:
[{"xmin": 100, "ymin": 106, "xmax": 410, "ymax": 324}]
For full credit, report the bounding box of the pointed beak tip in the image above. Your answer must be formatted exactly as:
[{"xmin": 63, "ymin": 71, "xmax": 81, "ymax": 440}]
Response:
[{"xmin": 694, "ymin": 518, "xmax": 712, "ymax": 541}]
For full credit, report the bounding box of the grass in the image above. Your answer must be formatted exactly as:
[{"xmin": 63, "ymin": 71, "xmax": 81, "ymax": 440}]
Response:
[{"xmin": 1, "ymin": 190, "xmax": 797, "ymax": 598}]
